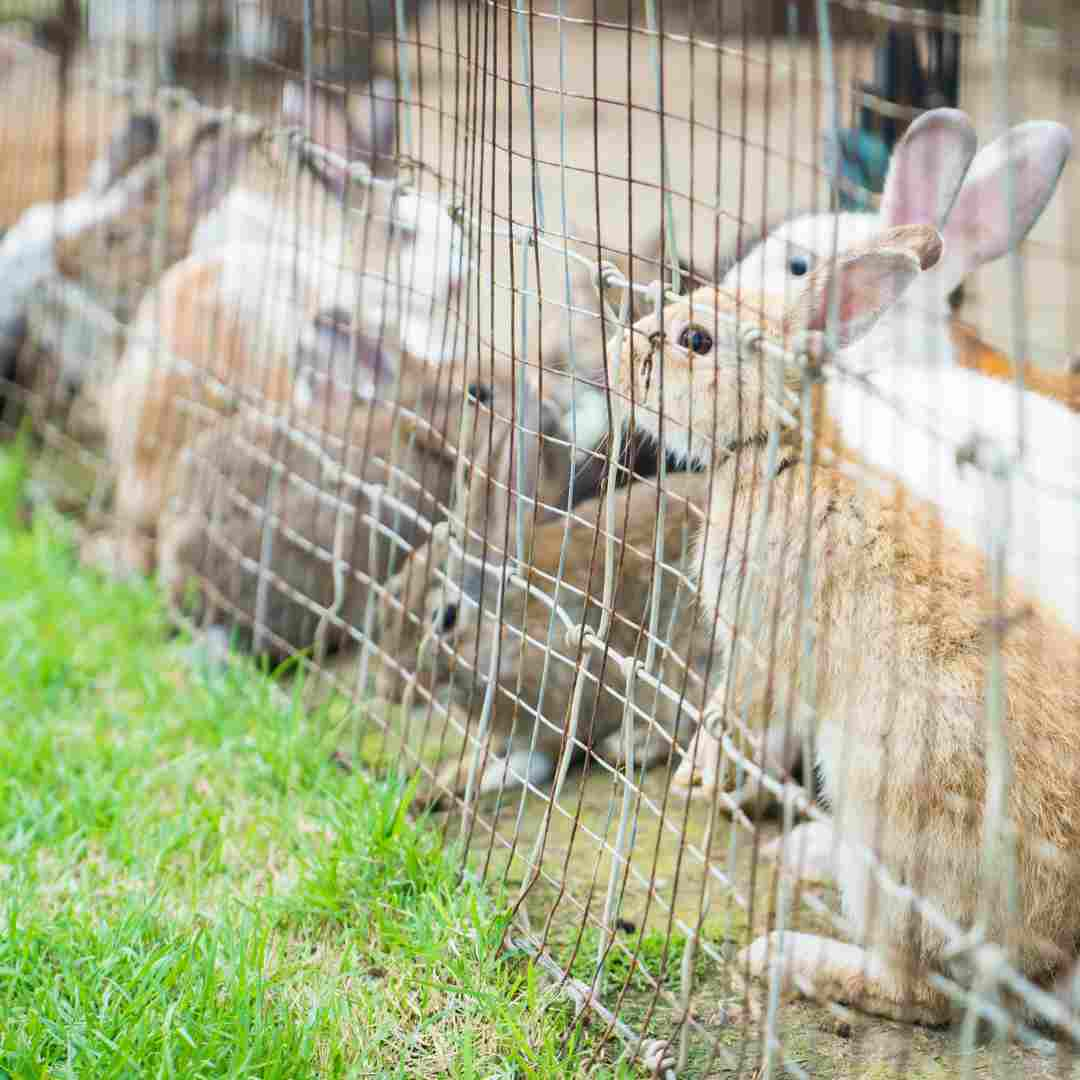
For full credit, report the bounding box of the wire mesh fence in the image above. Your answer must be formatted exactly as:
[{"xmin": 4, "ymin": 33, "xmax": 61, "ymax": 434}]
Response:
[{"xmin": 4, "ymin": 0, "xmax": 1080, "ymax": 1074}]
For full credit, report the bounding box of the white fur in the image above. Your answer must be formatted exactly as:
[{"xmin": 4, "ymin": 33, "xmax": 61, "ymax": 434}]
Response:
[{"xmin": 828, "ymin": 364, "xmax": 1080, "ymax": 634}]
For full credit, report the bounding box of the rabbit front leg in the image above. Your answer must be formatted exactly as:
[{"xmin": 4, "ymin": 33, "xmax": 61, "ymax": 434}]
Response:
[
  {"xmin": 737, "ymin": 930, "xmax": 952, "ymax": 1026},
  {"xmin": 759, "ymin": 820, "xmax": 837, "ymax": 885},
  {"xmin": 672, "ymin": 667, "xmax": 812, "ymax": 820},
  {"xmin": 734, "ymin": 928, "xmax": 954, "ymax": 1019}
]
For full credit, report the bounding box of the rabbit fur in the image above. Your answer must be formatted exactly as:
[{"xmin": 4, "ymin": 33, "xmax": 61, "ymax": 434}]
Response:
[
  {"xmin": 616, "ymin": 223, "xmax": 1080, "ymax": 1026},
  {"xmin": 86, "ymin": 80, "xmax": 464, "ymax": 578},
  {"xmin": 0, "ymin": 81, "xmax": 259, "ymax": 369}
]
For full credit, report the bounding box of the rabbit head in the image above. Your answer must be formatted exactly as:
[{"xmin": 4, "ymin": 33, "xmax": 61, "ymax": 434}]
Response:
[
  {"xmin": 390, "ymin": 463, "xmax": 716, "ymax": 810},
  {"xmin": 617, "ymin": 224, "xmax": 943, "ymax": 468},
  {"xmin": 277, "ymin": 77, "xmax": 465, "ymax": 366},
  {"xmin": 51, "ymin": 108, "xmax": 264, "ymax": 320},
  {"xmin": 726, "ymin": 109, "xmax": 1071, "ymax": 372}
]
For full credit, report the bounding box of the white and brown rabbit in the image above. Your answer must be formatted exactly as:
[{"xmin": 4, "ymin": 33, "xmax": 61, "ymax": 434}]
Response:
[
  {"xmin": 616, "ymin": 224, "xmax": 1080, "ymax": 1026},
  {"xmin": 376, "ymin": 381, "xmax": 716, "ymax": 809},
  {"xmin": 727, "ymin": 108, "xmax": 1080, "ymax": 636},
  {"xmin": 0, "ymin": 101, "xmax": 280, "ymax": 455}
]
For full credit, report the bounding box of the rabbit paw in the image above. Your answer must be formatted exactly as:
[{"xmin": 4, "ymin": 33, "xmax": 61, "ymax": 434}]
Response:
[
  {"xmin": 760, "ymin": 821, "xmax": 837, "ymax": 884},
  {"xmin": 595, "ymin": 726, "xmax": 674, "ymax": 772},
  {"xmin": 80, "ymin": 529, "xmax": 153, "ymax": 580},
  {"xmin": 671, "ymin": 726, "xmax": 724, "ymax": 799},
  {"xmin": 638, "ymin": 1038, "xmax": 675, "ymax": 1076},
  {"xmin": 739, "ymin": 931, "xmax": 951, "ymax": 1025}
]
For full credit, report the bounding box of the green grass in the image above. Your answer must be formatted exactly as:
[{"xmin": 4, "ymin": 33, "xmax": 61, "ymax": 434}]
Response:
[{"xmin": 0, "ymin": 445, "xmax": 632, "ymax": 1079}]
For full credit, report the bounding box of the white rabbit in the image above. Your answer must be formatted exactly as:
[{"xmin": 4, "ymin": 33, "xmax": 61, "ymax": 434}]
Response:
[
  {"xmin": 617, "ymin": 224, "xmax": 1080, "ymax": 1027},
  {"xmin": 726, "ymin": 108, "xmax": 1071, "ymax": 377},
  {"xmin": 725, "ymin": 110, "xmax": 1080, "ymax": 634}
]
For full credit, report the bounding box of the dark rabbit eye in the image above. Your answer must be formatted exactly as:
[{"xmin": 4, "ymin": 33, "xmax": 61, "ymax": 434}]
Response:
[
  {"xmin": 467, "ymin": 383, "xmax": 492, "ymax": 406},
  {"xmin": 677, "ymin": 325, "xmax": 713, "ymax": 355},
  {"xmin": 789, "ymin": 255, "xmax": 810, "ymax": 277},
  {"xmin": 436, "ymin": 603, "xmax": 458, "ymax": 632}
]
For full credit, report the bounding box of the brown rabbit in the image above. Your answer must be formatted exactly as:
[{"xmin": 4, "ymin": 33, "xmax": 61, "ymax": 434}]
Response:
[
  {"xmin": 157, "ymin": 333, "xmax": 571, "ymax": 663},
  {"xmin": 372, "ymin": 358, "xmax": 580, "ymax": 696},
  {"xmin": 615, "ymin": 225, "xmax": 1080, "ymax": 1026},
  {"xmin": 1, "ymin": 95, "xmax": 267, "ymax": 436},
  {"xmin": 376, "ymin": 422, "xmax": 716, "ymax": 809}
]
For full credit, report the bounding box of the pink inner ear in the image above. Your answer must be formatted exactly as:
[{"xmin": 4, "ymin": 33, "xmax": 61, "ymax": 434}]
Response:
[
  {"xmin": 794, "ymin": 249, "xmax": 921, "ymax": 345},
  {"xmin": 879, "ymin": 108, "xmax": 977, "ymax": 230},
  {"xmin": 943, "ymin": 122, "xmax": 1073, "ymax": 276}
]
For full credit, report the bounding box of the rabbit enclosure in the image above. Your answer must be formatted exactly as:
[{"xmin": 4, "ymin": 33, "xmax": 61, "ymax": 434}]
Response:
[{"xmin": 5, "ymin": 0, "xmax": 1080, "ymax": 1075}]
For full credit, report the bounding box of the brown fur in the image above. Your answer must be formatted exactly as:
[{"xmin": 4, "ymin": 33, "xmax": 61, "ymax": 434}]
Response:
[
  {"xmin": 155, "ymin": 356, "xmax": 570, "ymax": 660},
  {"xmin": 50, "ymin": 111, "xmax": 262, "ymax": 320},
  {"xmin": 377, "ymin": 467, "xmax": 717, "ymax": 809},
  {"xmin": 100, "ymin": 253, "xmax": 292, "ymax": 546}
]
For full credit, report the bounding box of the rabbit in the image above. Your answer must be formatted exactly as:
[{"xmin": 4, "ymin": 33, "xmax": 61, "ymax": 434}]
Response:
[
  {"xmin": 373, "ymin": 366, "xmax": 582, "ymax": 704},
  {"xmin": 726, "ymin": 108, "xmax": 1080, "ymax": 636},
  {"xmin": 615, "ymin": 222, "xmax": 1080, "ymax": 1026},
  {"xmin": 0, "ymin": 99, "xmax": 265, "ymax": 425},
  {"xmin": 376, "ymin": 397, "xmax": 716, "ymax": 810},
  {"xmin": 950, "ymin": 318, "xmax": 1080, "ymax": 413},
  {"xmin": 157, "ymin": 332, "xmax": 570, "ymax": 663},
  {"xmin": 187, "ymin": 76, "xmax": 464, "ymax": 365}
]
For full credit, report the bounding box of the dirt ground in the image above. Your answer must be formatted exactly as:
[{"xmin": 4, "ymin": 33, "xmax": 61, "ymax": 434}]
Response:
[{"xmin": 324, "ymin": 675, "xmax": 1080, "ymax": 1078}]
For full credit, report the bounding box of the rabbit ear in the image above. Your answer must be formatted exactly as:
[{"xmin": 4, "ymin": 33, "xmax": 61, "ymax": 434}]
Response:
[
  {"xmin": 879, "ymin": 108, "xmax": 977, "ymax": 231},
  {"xmin": 188, "ymin": 117, "xmax": 262, "ymax": 219},
  {"xmin": 935, "ymin": 120, "xmax": 1072, "ymax": 296},
  {"xmin": 451, "ymin": 374, "xmax": 548, "ymax": 595},
  {"xmin": 785, "ymin": 226, "xmax": 940, "ymax": 346},
  {"xmin": 347, "ymin": 76, "xmax": 398, "ymax": 175},
  {"xmin": 282, "ymin": 77, "xmax": 398, "ymax": 195},
  {"xmin": 282, "ymin": 80, "xmax": 352, "ymax": 199},
  {"xmin": 88, "ymin": 111, "xmax": 161, "ymax": 194}
]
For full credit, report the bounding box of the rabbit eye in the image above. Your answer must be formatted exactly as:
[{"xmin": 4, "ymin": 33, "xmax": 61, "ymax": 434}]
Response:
[
  {"xmin": 789, "ymin": 255, "xmax": 810, "ymax": 277},
  {"xmin": 436, "ymin": 603, "xmax": 458, "ymax": 632},
  {"xmin": 677, "ymin": 325, "xmax": 713, "ymax": 355},
  {"xmin": 467, "ymin": 383, "xmax": 492, "ymax": 406}
]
